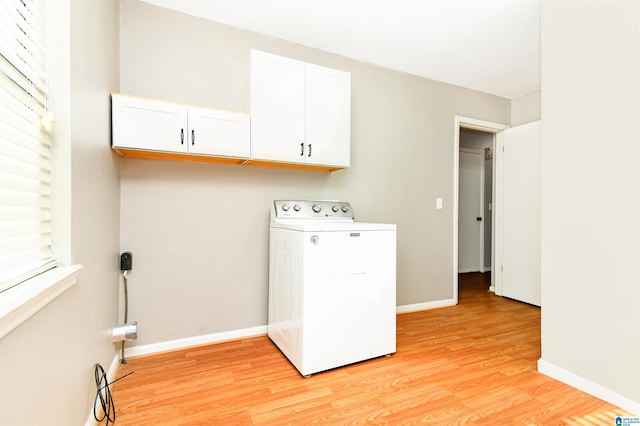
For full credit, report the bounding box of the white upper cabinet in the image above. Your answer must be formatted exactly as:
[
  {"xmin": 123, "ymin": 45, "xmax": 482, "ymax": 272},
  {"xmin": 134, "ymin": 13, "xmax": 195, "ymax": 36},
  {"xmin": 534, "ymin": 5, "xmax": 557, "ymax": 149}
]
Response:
[
  {"xmin": 250, "ymin": 51, "xmax": 306, "ymax": 163},
  {"xmin": 112, "ymin": 94, "xmax": 188, "ymax": 153},
  {"xmin": 304, "ymin": 63, "xmax": 351, "ymax": 167},
  {"xmin": 250, "ymin": 50, "xmax": 351, "ymax": 169},
  {"xmin": 187, "ymin": 106, "xmax": 250, "ymax": 158},
  {"xmin": 111, "ymin": 94, "xmax": 250, "ymax": 161}
]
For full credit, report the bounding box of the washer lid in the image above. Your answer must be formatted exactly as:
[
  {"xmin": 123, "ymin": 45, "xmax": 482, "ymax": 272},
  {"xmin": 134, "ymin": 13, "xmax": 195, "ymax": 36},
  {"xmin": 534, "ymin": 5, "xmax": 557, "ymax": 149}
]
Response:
[{"xmin": 271, "ymin": 220, "xmax": 396, "ymax": 232}]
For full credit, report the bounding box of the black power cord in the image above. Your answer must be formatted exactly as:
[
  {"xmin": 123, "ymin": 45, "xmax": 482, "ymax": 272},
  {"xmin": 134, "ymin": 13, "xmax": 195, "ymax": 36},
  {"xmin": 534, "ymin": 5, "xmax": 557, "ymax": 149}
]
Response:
[{"xmin": 93, "ymin": 363, "xmax": 134, "ymax": 425}]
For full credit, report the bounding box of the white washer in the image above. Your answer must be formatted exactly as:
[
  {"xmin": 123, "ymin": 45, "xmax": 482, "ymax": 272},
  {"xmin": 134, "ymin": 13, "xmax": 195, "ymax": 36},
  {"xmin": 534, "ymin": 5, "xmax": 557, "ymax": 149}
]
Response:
[{"xmin": 268, "ymin": 200, "xmax": 396, "ymax": 376}]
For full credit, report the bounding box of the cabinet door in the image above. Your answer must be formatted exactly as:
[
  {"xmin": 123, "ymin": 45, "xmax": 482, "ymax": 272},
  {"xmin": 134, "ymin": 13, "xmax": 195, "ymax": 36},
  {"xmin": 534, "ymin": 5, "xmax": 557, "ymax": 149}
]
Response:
[
  {"xmin": 250, "ymin": 50, "xmax": 306, "ymax": 163},
  {"xmin": 187, "ymin": 107, "xmax": 250, "ymax": 158},
  {"xmin": 305, "ymin": 63, "xmax": 351, "ymax": 167},
  {"xmin": 111, "ymin": 94, "xmax": 188, "ymax": 153}
]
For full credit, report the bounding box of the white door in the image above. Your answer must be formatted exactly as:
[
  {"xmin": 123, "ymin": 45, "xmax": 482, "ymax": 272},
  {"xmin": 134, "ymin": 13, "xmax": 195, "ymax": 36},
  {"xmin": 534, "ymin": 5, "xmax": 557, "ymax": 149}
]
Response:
[
  {"xmin": 187, "ymin": 107, "xmax": 250, "ymax": 158},
  {"xmin": 250, "ymin": 50, "xmax": 305, "ymax": 163},
  {"xmin": 111, "ymin": 94, "xmax": 188, "ymax": 153},
  {"xmin": 458, "ymin": 149, "xmax": 484, "ymax": 273},
  {"xmin": 501, "ymin": 121, "xmax": 541, "ymax": 306},
  {"xmin": 305, "ymin": 63, "xmax": 351, "ymax": 167}
]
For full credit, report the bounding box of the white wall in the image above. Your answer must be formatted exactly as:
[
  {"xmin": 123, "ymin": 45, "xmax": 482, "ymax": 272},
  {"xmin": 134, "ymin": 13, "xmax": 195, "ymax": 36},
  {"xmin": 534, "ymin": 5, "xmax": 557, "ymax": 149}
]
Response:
[
  {"xmin": 540, "ymin": 0, "xmax": 640, "ymax": 409},
  {"xmin": 0, "ymin": 1, "xmax": 121, "ymax": 424},
  {"xmin": 118, "ymin": 0, "xmax": 511, "ymax": 347}
]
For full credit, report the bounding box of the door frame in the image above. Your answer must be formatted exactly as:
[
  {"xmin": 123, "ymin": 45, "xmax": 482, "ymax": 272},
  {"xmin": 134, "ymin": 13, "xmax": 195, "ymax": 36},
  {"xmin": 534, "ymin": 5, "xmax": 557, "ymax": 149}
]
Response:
[
  {"xmin": 453, "ymin": 116, "xmax": 509, "ymax": 304},
  {"xmin": 458, "ymin": 148, "xmax": 485, "ymax": 274}
]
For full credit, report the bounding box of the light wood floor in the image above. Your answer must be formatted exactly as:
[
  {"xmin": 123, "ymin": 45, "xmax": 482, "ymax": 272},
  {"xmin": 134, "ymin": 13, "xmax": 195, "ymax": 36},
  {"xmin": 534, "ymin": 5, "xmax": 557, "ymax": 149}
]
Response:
[{"xmin": 111, "ymin": 273, "xmax": 631, "ymax": 425}]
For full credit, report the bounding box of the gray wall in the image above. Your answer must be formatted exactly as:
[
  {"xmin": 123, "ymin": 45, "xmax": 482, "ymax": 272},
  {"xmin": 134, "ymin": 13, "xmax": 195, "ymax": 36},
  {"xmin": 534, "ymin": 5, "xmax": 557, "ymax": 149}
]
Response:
[
  {"xmin": 118, "ymin": 0, "xmax": 511, "ymax": 347},
  {"xmin": 541, "ymin": 0, "xmax": 640, "ymax": 406},
  {"xmin": 0, "ymin": 0, "xmax": 121, "ymax": 425},
  {"xmin": 511, "ymin": 90, "xmax": 541, "ymax": 126}
]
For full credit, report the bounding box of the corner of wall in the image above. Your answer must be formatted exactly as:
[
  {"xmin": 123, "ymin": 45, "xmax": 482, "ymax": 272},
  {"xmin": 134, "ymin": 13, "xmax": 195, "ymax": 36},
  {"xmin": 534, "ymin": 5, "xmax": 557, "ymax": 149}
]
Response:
[{"xmin": 510, "ymin": 90, "xmax": 541, "ymax": 127}]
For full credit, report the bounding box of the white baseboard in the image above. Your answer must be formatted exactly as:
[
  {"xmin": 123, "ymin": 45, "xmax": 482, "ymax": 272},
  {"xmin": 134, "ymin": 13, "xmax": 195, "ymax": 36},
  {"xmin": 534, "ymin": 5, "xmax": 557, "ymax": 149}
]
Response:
[
  {"xmin": 113, "ymin": 298, "xmax": 460, "ymax": 359},
  {"xmin": 538, "ymin": 358, "xmax": 640, "ymax": 415},
  {"xmin": 458, "ymin": 268, "xmax": 491, "ymax": 274},
  {"xmin": 106, "ymin": 352, "xmax": 120, "ymax": 380},
  {"xmin": 125, "ymin": 325, "xmax": 269, "ymax": 358},
  {"xmin": 115, "ymin": 300, "xmax": 459, "ymax": 359},
  {"xmin": 396, "ymin": 298, "xmax": 456, "ymax": 314}
]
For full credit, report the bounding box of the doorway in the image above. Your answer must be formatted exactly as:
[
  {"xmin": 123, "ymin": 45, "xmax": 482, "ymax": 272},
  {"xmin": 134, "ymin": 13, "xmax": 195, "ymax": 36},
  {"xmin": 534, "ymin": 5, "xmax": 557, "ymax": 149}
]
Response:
[
  {"xmin": 453, "ymin": 117, "xmax": 508, "ymax": 304},
  {"xmin": 458, "ymin": 133, "xmax": 493, "ymax": 297},
  {"xmin": 454, "ymin": 117, "xmax": 542, "ymax": 306}
]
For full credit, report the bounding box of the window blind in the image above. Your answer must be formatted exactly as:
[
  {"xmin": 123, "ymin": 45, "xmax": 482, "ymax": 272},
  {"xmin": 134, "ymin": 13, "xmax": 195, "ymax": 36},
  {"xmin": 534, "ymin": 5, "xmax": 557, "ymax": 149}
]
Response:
[{"xmin": 0, "ymin": 0, "xmax": 55, "ymax": 293}]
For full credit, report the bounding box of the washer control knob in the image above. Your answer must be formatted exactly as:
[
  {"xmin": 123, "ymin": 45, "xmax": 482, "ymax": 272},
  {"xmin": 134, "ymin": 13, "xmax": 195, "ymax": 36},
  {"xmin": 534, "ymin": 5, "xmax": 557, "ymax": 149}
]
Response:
[
  {"xmin": 341, "ymin": 205, "xmax": 350, "ymax": 213},
  {"xmin": 332, "ymin": 205, "xmax": 339, "ymax": 212},
  {"xmin": 293, "ymin": 204, "xmax": 301, "ymax": 212},
  {"xmin": 312, "ymin": 204, "xmax": 321, "ymax": 213},
  {"xmin": 281, "ymin": 204, "xmax": 290, "ymax": 212}
]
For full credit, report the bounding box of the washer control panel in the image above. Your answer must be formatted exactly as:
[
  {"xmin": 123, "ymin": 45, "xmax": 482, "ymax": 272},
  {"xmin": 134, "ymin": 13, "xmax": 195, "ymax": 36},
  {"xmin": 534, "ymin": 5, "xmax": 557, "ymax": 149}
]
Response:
[{"xmin": 273, "ymin": 200, "xmax": 354, "ymax": 220}]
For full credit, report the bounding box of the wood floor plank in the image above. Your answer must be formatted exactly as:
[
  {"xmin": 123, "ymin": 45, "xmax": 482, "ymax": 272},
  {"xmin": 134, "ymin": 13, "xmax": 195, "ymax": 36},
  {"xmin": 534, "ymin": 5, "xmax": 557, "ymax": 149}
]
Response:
[{"xmin": 110, "ymin": 273, "xmax": 633, "ymax": 425}]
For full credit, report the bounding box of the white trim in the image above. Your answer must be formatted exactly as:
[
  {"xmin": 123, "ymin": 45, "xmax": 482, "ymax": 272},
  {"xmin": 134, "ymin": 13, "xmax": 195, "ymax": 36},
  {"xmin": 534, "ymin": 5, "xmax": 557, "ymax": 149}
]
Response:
[
  {"xmin": 116, "ymin": 298, "xmax": 459, "ymax": 359},
  {"xmin": 493, "ymin": 132, "xmax": 505, "ymax": 296},
  {"xmin": 107, "ymin": 354, "xmax": 120, "ymax": 382},
  {"xmin": 0, "ymin": 264, "xmax": 82, "ymax": 340},
  {"xmin": 396, "ymin": 299, "xmax": 456, "ymax": 314},
  {"xmin": 454, "ymin": 116, "xmax": 508, "ymax": 305},
  {"xmin": 453, "ymin": 122, "xmax": 460, "ymax": 305},
  {"xmin": 125, "ymin": 325, "xmax": 269, "ymax": 358},
  {"xmin": 458, "ymin": 269, "xmax": 492, "ymax": 275},
  {"xmin": 538, "ymin": 358, "xmax": 640, "ymax": 415},
  {"xmin": 458, "ymin": 116, "xmax": 509, "ymax": 134},
  {"xmin": 458, "ymin": 268, "xmax": 491, "ymax": 274}
]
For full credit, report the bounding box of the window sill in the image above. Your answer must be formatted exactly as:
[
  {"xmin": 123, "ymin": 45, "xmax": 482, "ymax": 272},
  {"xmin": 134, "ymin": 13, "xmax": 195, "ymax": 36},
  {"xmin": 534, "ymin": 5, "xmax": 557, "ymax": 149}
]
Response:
[{"xmin": 0, "ymin": 265, "xmax": 82, "ymax": 340}]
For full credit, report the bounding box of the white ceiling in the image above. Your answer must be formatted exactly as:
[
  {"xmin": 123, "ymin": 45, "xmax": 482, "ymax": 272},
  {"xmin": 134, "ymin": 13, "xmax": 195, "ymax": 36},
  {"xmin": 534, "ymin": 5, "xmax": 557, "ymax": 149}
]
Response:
[{"xmin": 140, "ymin": 0, "xmax": 540, "ymax": 99}]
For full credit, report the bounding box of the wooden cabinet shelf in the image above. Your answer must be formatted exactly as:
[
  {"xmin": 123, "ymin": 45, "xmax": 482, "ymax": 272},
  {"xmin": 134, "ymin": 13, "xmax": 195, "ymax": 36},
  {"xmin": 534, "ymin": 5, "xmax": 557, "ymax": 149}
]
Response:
[
  {"xmin": 112, "ymin": 147, "xmax": 344, "ymax": 172},
  {"xmin": 111, "ymin": 93, "xmax": 251, "ymax": 162}
]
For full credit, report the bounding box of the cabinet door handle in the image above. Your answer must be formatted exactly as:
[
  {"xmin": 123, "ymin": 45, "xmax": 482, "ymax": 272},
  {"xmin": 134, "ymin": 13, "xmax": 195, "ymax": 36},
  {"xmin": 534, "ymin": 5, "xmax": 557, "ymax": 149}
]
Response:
[
  {"xmin": 300, "ymin": 142, "xmax": 304, "ymax": 156},
  {"xmin": 180, "ymin": 128, "xmax": 184, "ymax": 145},
  {"xmin": 308, "ymin": 144, "xmax": 312, "ymax": 157},
  {"xmin": 191, "ymin": 130, "xmax": 195, "ymax": 146}
]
